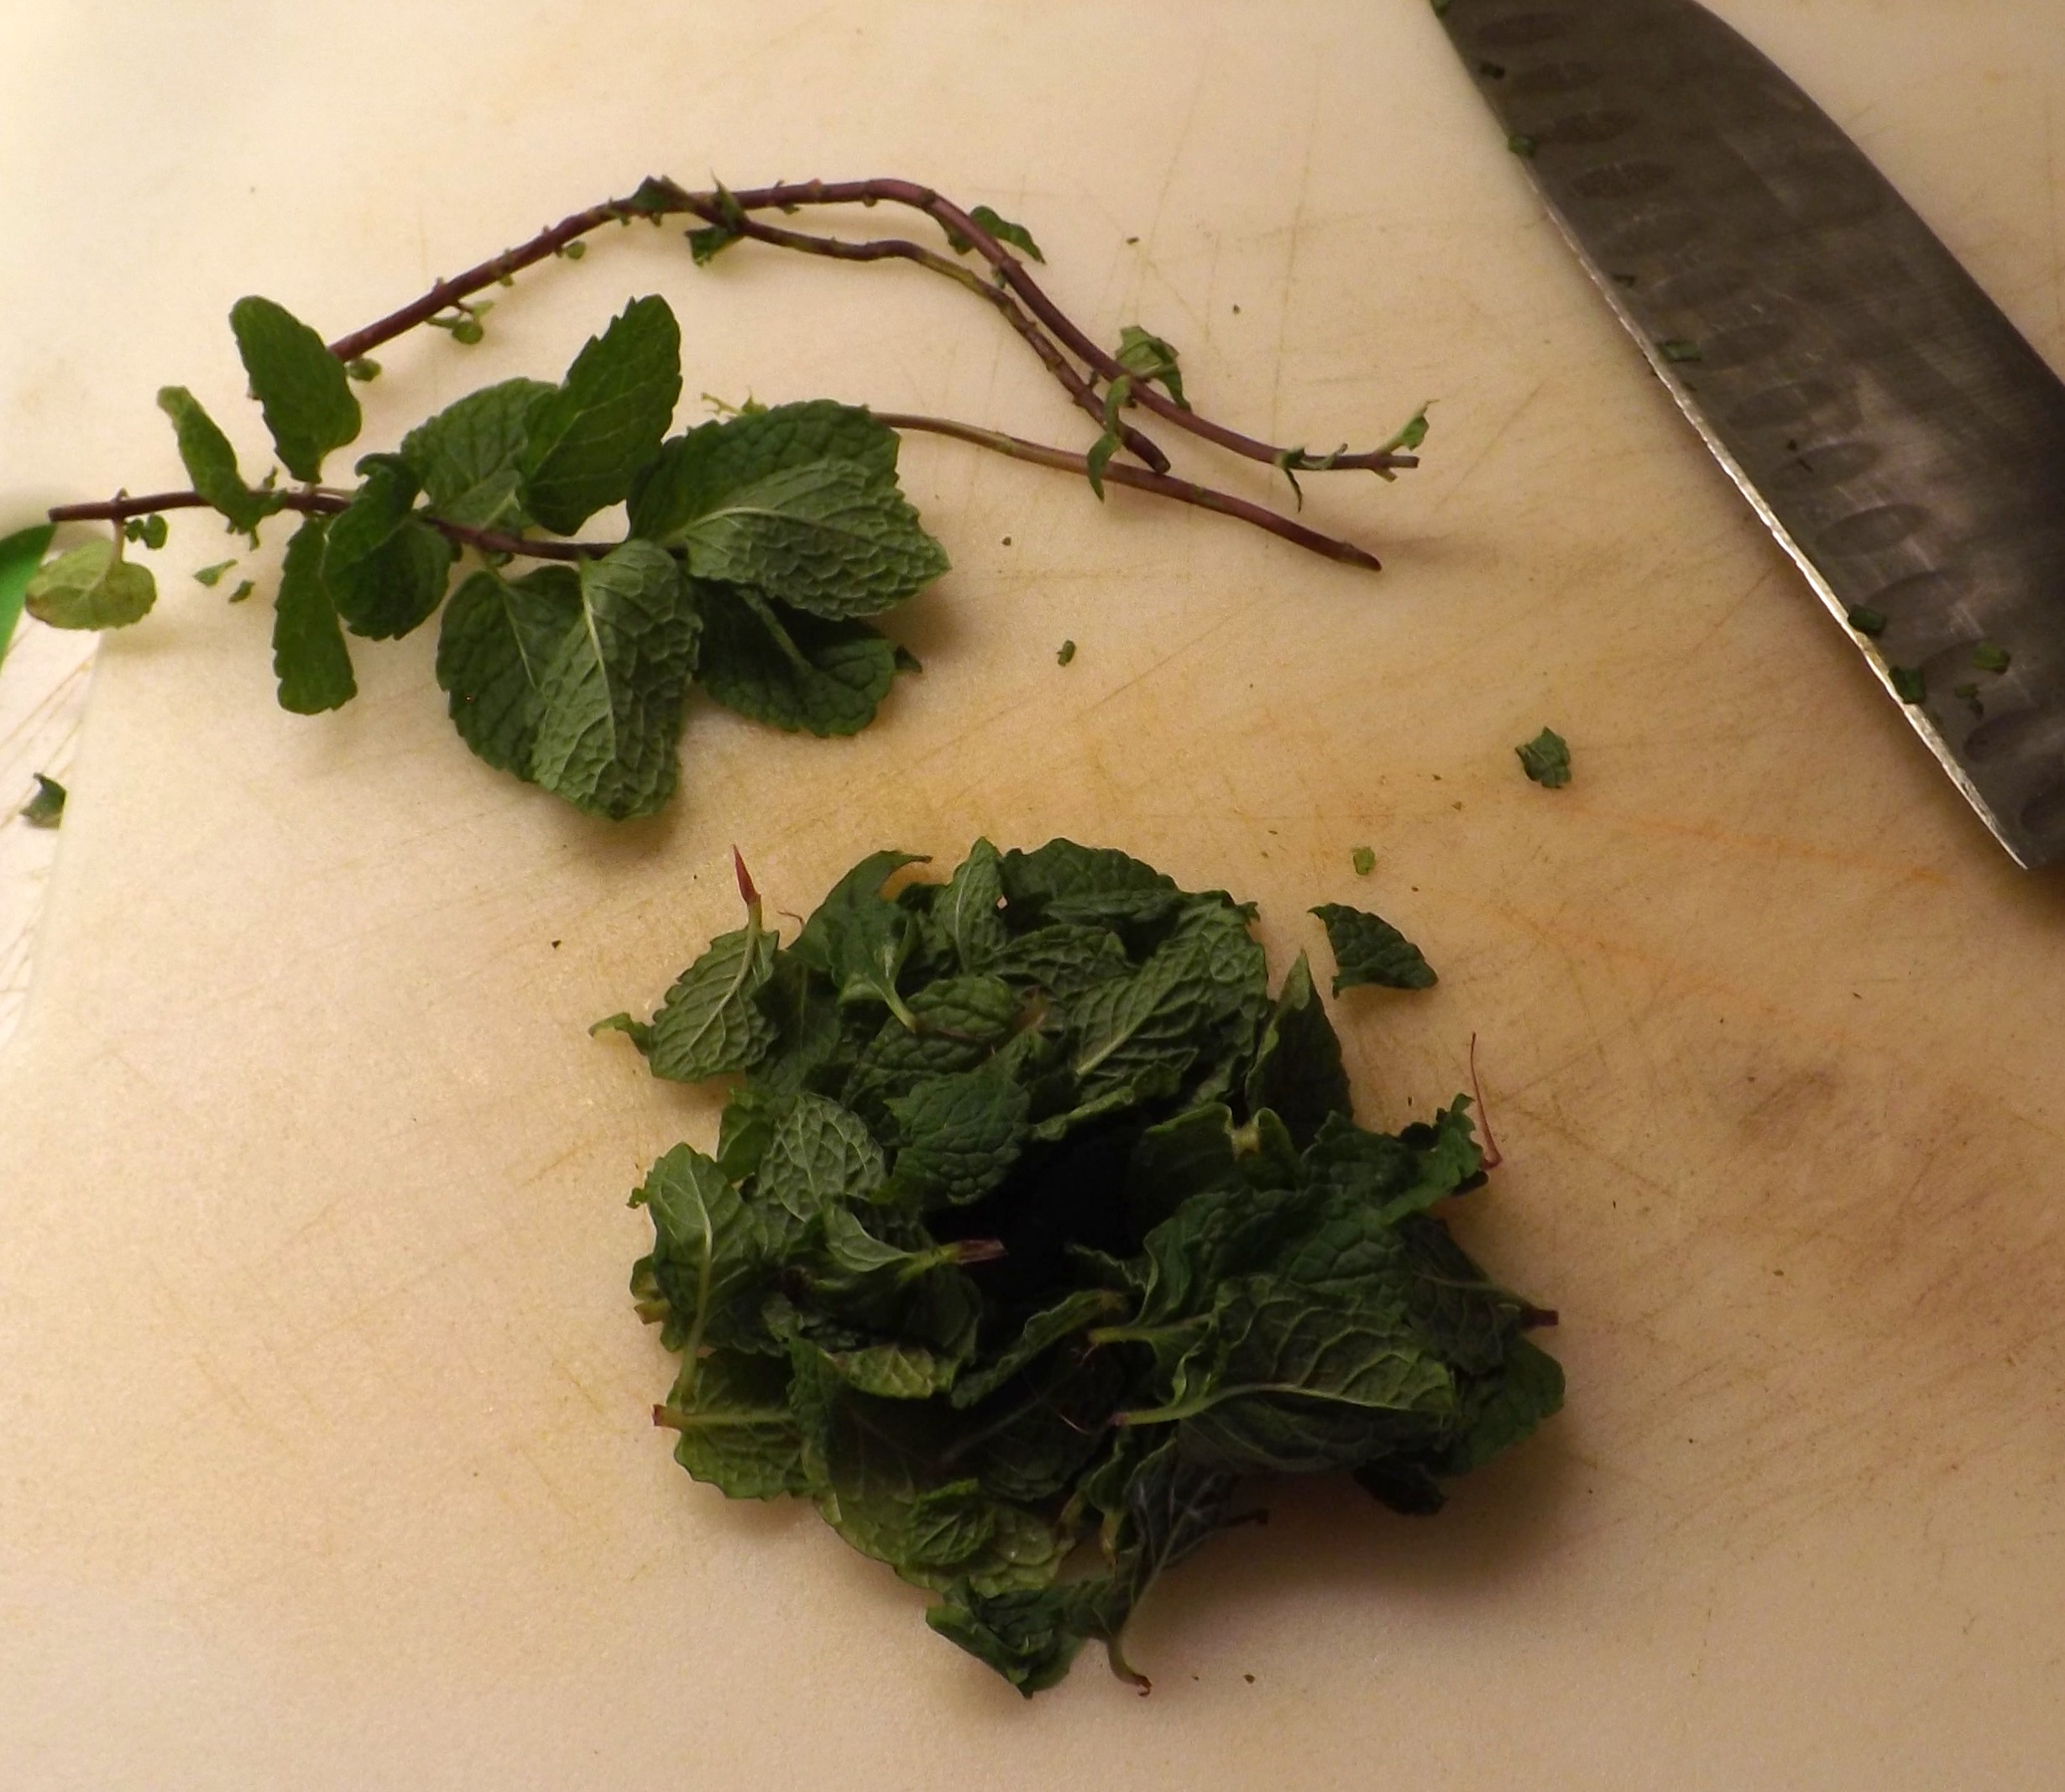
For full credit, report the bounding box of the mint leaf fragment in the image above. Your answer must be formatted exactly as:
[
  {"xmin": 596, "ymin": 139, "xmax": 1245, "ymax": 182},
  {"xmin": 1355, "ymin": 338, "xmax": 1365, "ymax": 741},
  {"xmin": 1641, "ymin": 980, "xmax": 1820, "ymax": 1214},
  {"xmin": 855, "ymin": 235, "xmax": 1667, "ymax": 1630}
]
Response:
[
  {"xmin": 1846, "ymin": 605, "xmax": 1887, "ymax": 637},
  {"xmin": 1311, "ymin": 901, "xmax": 1437, "ymax": 992},
  {"xmin": 20, "ymin": 773, "xmax": 65, "ymax": 828},
  {"xmin": 1351, "ymin": 845, "xmax": 1375, "ymax": 877},
  {"xmin": 944, "ymin": 204, "xmax": 1045, "ymax": 264},
  {"xmin": 0, "ymin": 523, "xmax": 55, "ymax": 661},
  {"xmin": 1115, "ymin": 326, "xmax": 1189, "ymax": 410},
  {"xmin": 156, "ymin": 387, "xmax": 285, "ymax": 537},
  {"xmin": 401, "ymin": 378, "xmax": 554, "ymax": 532},
  {"xmin": 193, "ymin": 559, "xmax": 238, "ymax": 588},
  {"xmin": 229, "ymin": 295, "xmax": 361, "ymax": 481},
  {"xmin": 527, "ymin": 539, "xmax": 699, "ymax": 819},
  {"xmin": 1889, "ymin": 665, "xmax": 1926, "ymax": 706},
  {"xmin": 1515, "ymin": 725, "xmax": 1571, "ymax": 788},
  {"xmin": 692, "ymin": 582, "xmax": 898, "ymax": 737},
  {"xmin": 1056, "ymin": 639, "xmax": 1076, "ymax": 666},
  {"xmin": 520, "ymin": 295, "xmax": 682, "ymax": 536},
  {"xmin": 271, "ymin": 516, "xmax": 356, "ymax": 713},
  {"xmin": 1972, "ymin": 640, "xmax": 2011, "ymax": 674},
  {"xmin": 322, "ymin": 456, "xmax": 456, "ymax": 640},
  {"xmin": 24, "ymin": 538, "xmax": 156, "ymax": 630}
]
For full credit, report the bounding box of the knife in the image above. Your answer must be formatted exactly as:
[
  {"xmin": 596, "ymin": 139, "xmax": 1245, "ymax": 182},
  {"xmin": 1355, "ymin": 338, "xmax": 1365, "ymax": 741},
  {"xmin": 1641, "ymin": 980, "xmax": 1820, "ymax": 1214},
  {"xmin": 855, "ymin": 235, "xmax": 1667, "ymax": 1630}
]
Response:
[{"xmin": 1433, "ymin": 0, "xmax": 2065, "ymax": 867}]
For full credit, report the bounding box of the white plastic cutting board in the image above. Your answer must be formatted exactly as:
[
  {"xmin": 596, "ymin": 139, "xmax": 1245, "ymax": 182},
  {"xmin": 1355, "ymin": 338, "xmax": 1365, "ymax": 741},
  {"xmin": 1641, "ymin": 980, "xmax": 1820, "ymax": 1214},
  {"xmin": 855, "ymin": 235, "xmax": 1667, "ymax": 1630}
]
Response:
[{"xmin": 3, "ymin": 4, "xmax": 2062, "ymax": 1787}]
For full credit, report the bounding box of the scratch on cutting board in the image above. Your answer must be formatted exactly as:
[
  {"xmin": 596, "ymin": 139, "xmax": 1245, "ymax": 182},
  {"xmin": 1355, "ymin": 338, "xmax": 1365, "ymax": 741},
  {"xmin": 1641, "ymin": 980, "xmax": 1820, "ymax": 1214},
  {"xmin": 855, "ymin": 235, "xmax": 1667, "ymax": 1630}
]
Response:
[
  {"xmin": 1427, "ymin": 379, "xmax": 1547, "ymax": 515},
  {"xmin": 1267, "ymin": 73, "xmax": 1321, "ymax": 443}
]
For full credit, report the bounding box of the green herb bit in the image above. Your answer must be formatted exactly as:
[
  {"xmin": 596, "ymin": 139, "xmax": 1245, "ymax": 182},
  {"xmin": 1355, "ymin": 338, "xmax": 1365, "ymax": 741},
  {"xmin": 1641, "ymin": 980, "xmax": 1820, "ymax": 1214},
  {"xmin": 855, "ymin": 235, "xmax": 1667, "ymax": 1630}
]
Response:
[
  {"xmin": 1655, "ymin": 338, "xmax": 1702, "ymax": 364},
  {"xmin": 1953, "ymin": 682, "xmax": 1984, "ymax": 718},
  {"xmin": 1515, "ymin": 726, "xmax": 1571, "ymax": 788},
  {"xmin": 1972, "ymin": 641, "xmax": 2011, "ymax": 674},
  {"xmin": 1846, "ymin": 606, "xmax": 1887, "ymax": 638},
  {"xmin": 20, "ymin": 773, "xmax": 65, "ymax": 828},
  {"xmin": 1889, "ymin": 665, "xmax": 1926, "ymax": 705},
  {"xmin": 1507, "ymin": 133, "xmax": 1537, "ymax": 158},
  {"xmin": 193, "ymin": 559, "xmax": 238, "ymax": 588},
  {"xmin": 1351, "ymin": 845, "xmax": 1376, "ymax": 877},
  {"xmin": 123, "ymin": 514, "xmax": 169, "ymax": 550},
  {"xmin": 344, "ymin": 357, "xmax": 382, "ymax": 382},
  {"xmin": 1056, "ymin": 639, "xmax": 1076, "ymax": 666},
  {"xmin": 227, "ymin": 580, "xmax": 254, "ymax": 603}
]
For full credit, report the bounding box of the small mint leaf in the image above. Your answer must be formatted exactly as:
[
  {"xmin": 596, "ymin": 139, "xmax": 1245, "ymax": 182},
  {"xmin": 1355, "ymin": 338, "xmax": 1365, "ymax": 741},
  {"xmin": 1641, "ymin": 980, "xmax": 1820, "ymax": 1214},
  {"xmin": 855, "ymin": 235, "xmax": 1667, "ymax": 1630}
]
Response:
[
  {"xmin": 24, "ymin": 538, "xmax": 156, "ymax": 630},
  {"xmin": 156, "ymin": 386, "xmax": 285, "ymax": 537},
  {"xmin": 322, "ymin": 455, "xmax": 456, "ymax": 640},
  {"xmin": 20, "ymin": 773, "xmax": 66, "ymax": 828},
  {"xmin": 1515, "ymin": 725, "xmax": 1571, "ymax": 788},
  {"xmin": 271, "ymin": 516, "xmax": 356, "ymax": 713},
  {"xmin": 944, "ymin": 204, "xmax": 1045, "ymax": 264}
]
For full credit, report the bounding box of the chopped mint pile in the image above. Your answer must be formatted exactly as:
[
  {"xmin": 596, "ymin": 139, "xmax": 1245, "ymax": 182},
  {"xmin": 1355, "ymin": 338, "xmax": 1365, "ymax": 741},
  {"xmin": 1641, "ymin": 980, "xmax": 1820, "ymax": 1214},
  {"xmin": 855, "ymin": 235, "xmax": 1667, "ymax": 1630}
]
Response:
[{"xmin": 605, "ymin": 839, "xmax": 1561, "ymax": 1695}]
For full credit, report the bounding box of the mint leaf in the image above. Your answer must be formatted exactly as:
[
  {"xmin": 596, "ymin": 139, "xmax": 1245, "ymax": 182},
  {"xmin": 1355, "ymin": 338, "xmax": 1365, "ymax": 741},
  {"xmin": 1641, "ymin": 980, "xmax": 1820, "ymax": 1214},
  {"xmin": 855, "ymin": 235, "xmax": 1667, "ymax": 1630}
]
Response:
[
  {"xmin": 24, "ymin": 538, "xmax": 156, "ymax": 630},
  {"xmin": 229, "ymin": 295, "xmax": 361, "ymax": 481},
  {"xmin": 633, "ymin": 896, "xmax": 778, "ymax": 1082},
  {"xmin": 631, "ymin": 405, "xmax": 901, "ymax": 530},
  {"xmin": 400, "ymin": 378, "xmax": 554, "ymax": 531},
  {"xmin": 646, "ymin": 461, "xmax": 947, "ymax": 620},
  {"xmin": 656, "ymin": 1350, "xmax": 808, "ymax": 1499},
  {"xmin": 693, "ymin": 582, "xmax": 898, "ymax": 737},
  {"xmin": 155, "ymin": 387, "xmax": 284, "ymax": 538},
  {"xmin": 527, "ymin": 540, "xmax": 700, "ymax": 820},
  {"xmin": 192, "ymin": 559, "xmax": 238, "ymax": 588},
  {"xmin": 886, "ymin": 1068, "xmax": 1032, "ymax": 1207},
  {"xmin": 520, "ymin": 295, "xmax": 682, "ymax": 535},
  {"xmin": 1310, "ymin": 901, "xmax": 1436, "ymax": 993},
  {"xmin": 933, "ymin": 837, "xmax": 1009, "ymax": 973},
  {"xmin": 271, "ymin": 516, "xmax": 356, "ymax": 713},
  {"xmin": 630, "ymin": 401, "xmax": 944, "ymax": 618},
  {"xmin": 20, "ymin": 773, "xmax": 66, "ymax": 828},
  {"xmin": 0, "ymin": 523, "xmax": 56, "ymax": 659},
  {"xmin": 1351, "ymin": 845, "xmax": 1375, "ymax": 877},
  {"xmin": 1115, "ymin": 325, "xmax": 1189, "ymax": 410},
  {"xmin": 435, "ymin": 566, "xmax": 582, "ymax": 776},
  {"xmin": 1243, "ymin": 952, "xmax": 1351, "ymax": 1148},
  {"xmin": 322, "ymin": 456, "xmax": 456, "ymax": 640},
  {"xmin": 634, "ymin": 1143, "xmax": 767, "ymax": 1363},
  {"xmin": 1515, "ymin": 725, "xmax": 1571, "ymax": 787}
]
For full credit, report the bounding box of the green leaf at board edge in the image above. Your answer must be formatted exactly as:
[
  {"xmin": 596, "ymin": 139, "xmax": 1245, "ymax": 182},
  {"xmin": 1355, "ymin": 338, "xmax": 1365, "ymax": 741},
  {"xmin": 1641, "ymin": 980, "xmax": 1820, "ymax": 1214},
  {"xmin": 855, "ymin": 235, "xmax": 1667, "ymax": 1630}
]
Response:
[{"xmin": 0, "ymin": 522, "xmax": 55, "ymax": 661}]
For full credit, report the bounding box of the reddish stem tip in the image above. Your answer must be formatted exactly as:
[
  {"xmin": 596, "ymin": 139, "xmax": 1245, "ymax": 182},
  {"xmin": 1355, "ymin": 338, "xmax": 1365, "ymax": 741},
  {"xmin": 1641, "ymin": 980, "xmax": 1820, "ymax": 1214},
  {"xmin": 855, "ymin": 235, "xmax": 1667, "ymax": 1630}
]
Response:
[
  {"xmin": 732, "ymin": 846, "xmax": 759, "ymax": 909},
  {"xmin": 1468, "ymin": 1032, "xmax": 1503, "ymax": 1172}
]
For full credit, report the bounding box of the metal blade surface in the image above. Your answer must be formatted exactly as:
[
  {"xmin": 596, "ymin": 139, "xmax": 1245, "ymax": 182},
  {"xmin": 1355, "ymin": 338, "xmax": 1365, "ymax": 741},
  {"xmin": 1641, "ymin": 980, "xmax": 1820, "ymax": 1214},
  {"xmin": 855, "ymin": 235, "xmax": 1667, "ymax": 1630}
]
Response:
[{"xmin": 1435, "ymin": 0, "xmax": 2065, "ymax": 866}]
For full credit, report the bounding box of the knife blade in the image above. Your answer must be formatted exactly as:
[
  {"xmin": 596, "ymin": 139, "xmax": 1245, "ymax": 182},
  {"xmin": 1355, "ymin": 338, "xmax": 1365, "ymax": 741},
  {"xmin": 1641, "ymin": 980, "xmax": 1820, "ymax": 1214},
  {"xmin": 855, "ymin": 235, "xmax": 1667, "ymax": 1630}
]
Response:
[{"xmin": 1433, "ymin": 0, "xmax": 2065, "ymax": 867}]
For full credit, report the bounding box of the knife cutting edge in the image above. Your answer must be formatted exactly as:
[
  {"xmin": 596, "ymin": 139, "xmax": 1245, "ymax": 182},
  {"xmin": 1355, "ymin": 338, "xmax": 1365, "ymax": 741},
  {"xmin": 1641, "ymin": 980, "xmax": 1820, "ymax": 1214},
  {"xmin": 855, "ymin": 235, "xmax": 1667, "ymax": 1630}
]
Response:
[{"xmin": 1434, "ymin": 0, "xmax": 2065, "ymax": 867}]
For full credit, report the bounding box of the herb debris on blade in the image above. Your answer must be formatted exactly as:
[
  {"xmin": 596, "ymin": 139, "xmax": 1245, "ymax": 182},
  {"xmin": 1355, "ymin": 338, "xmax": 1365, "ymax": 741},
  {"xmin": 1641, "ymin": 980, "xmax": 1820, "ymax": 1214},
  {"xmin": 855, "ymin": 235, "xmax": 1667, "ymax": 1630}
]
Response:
[{"xmin": 605, "ymin": 839, "xmax": 1562, "ymax": 1695}]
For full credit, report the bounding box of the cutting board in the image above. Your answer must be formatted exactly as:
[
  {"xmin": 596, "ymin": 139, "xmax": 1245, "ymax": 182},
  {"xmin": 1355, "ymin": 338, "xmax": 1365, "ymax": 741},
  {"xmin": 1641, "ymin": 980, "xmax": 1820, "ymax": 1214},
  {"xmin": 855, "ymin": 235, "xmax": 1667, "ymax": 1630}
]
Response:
[{"xmin": 4, "ymin": 4, "xmax": 2062, "ymax": 1785}]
